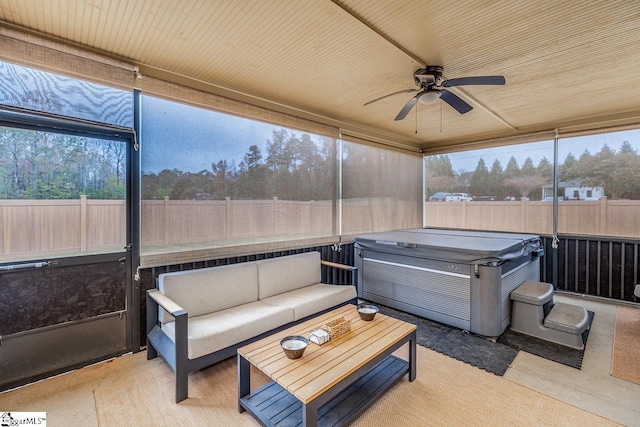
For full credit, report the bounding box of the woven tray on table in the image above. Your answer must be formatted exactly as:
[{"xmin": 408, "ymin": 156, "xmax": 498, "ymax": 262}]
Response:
[{"xmin": 321, "ymin": 316, "xmax": 351, "ymax": 340}]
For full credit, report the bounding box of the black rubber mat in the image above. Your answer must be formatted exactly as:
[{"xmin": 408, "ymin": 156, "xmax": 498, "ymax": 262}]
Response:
[
  {"xmin": 373, "ymin": 302, "xmax": 595, "ymax": 373},
  {"xmin": 497, "ymin": 311, "xmax": 595, "ymax": 369},
  {"xmin": 373, "ymin": 302, "xmax": 518, "ymax": 376}
]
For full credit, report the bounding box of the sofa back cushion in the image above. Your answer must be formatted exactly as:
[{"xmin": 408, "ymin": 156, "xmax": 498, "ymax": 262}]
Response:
[
  {"xmin": 258, "ymin": 251, "xmax": 321, "ymax": 299},
  {"xmin": 158, "ymin": 261, "xmax": 258, "ymax": 322}
]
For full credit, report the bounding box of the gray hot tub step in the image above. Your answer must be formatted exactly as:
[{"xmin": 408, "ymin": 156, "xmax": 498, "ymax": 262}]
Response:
[
  {"xmin": 510, "ymin": 280, "xmax": 554, "ymax": 306},
  {"xmin": 544, "ymin": 302, "xmax": 589, "ymax": 334},
  {"xmin": 509, "ymin": 281, "xmax": 589, "ymax": 350}
]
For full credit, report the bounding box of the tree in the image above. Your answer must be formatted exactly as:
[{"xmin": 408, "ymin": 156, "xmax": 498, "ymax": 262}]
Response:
[
  {"xmin": 504, "ymin": 175, "xmax": 548, "ymax": 199},
  {"xmin": 487, "ymin": 159, "xmax": 504, "ymax": 198},
  {"xmin": 235, "ymin": 145, "xmax": 267, "ymax": 199},
  {"xmin": 503, "ymin": 156, "xmax": 521, "ymax": 199},
  {"xmin": 504, "ymin": 156, "xmax": 520, "ymax": 179},
  {"xmin": 170, "ymin": 176, "xmax": 198, "ymax": 200},
  {"xmin": 141, "ymin": 172, "xmax": 160, "ymax": 199},
  {"xmin": 537, "ymin": 157, "xmax": 553, "ymax": 179},
  {"xmin": 265, "ymin": 128, "xmax": 291, "ymax": 171},
  {"xmin": 425, "ymin": 155, "xmax": 456, "ymax": 194},
  {"xmin": 569, "ymin": 143, "xmax": 640, "ymax": 199},
  {"xmin": 425, "ymin": 175, "xmax": 456, "ymax": 194},
  {"xmin": 106, "ymin": 141, "xmax": 127, "ymax": 186},
  {"xmin": 469, "ymin": 158, "xmax": 489, "ymax": 196},
  {"xmin": 0, "ymin": 124, "xmax": 126, "ymax": 200},
  {"xmin": 211, "ymin": 160, "xmax": 232, "ymax": 199},
  {"xmin": 425, "ymin": 155, "xmax": 455, "ymax": 177},
  {"xmin": 560, "ymin": 152, "xmax": 578, "ymax": 180},
  {"xmin": 521, "ymin": 157, "xmax": 536, "ymax": 176},
  {"xmin": 239, "ymin": 145, "xmax": 263, "ymax": 171}
]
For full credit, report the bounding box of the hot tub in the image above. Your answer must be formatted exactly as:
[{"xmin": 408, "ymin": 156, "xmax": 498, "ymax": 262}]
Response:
[{"xmin": 354, "ymin": 228, "xmax": 543, "ymax": 336}]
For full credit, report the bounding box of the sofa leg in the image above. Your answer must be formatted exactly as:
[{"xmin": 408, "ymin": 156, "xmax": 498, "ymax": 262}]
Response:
[
  {"xmin": 175, "ymin": 312, "xmax": 189, "ymax": 403},
  {"xmin": 147, "ymin": 344, "xmax": 158, "ymax": 360},
  {"xmin": 176, "ymin": 368, "xmax": 188, "ymax": 403}
]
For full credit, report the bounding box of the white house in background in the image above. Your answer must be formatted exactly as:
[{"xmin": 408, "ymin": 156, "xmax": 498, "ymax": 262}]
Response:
[{"xmin": 541, "ymin": 180, "xmax": 604, "ymax": 200}]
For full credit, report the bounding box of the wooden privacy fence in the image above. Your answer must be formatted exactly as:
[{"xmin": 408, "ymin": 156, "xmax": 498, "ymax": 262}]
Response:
[
  {"xmin": 1, "ymin": 196, "xmax": 125, "ymax": 259},
  {"xmin": 141, "ymin": 197, "xmax": 333, "ymax": 247},
  {"xmin": 3, "ymin": 196, "xmax": 640, "ymax": 259},
  {"xmin": 424, "ymin": 197, "xmax": 640, "ymax": 238},
  {"xmin": 141, "ymin": 197, "xmax": 420, "ymax": 247}
]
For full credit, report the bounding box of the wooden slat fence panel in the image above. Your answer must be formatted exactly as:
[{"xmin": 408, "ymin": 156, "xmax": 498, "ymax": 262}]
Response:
[
  {"xmin": 425, "ymin": 198, "xmax": 640, "ymax": 238},
  {"xmin": 4, "ymin": 197, "xmax": 640, "ymax": 262}
]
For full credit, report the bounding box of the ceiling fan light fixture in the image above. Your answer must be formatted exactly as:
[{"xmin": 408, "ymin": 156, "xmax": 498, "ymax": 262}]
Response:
[{"xmin": 418, "ymin": 89, "xmax": 441, "ymax": 105}]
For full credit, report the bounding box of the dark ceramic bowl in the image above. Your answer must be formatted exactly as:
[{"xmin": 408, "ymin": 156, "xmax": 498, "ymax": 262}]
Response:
[
  {"xmin": 357, "ymin": 303, "xmax": 379, "ymax": 321},
  {"xmin": 280, "ymin": 335, "xmax": 309, "ymax": 359}
]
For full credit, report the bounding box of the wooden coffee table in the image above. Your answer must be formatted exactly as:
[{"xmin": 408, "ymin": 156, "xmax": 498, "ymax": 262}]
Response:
[{"xmin": 237, "ymin": 304, "xmax": 417, "ymax": 427}]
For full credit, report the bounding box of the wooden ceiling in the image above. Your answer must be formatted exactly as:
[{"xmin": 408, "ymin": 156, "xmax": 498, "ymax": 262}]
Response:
[{"xmin": 1, "ymin": 0, "xmax": 640, "ymax": 152}]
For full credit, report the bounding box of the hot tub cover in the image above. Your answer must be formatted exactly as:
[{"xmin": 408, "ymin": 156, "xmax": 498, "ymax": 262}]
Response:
[{"xmin": 354, "ymin": 228, "xmax": 542, "ymax": 265}]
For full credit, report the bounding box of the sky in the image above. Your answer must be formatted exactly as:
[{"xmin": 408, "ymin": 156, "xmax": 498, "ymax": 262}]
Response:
[
  {"xmin": 141, "ymin": 96, "xmax": 279, "ymax": 174},
  {"xmin": 445, "ymin": 129, "xmax": 640, "ymax": 173},
  {"xmin": 140, "ymin": 94, "xmax": 640, "ymax": 175}
]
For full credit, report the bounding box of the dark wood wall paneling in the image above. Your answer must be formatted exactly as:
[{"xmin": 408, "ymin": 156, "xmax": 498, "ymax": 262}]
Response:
[{"xmin": 541, "ymin": 235, "xmax": 639, "ymax": 302}]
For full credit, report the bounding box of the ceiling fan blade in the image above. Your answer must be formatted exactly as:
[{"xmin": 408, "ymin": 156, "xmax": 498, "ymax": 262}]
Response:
[
  {"xmin": 364, "ymin": 88, "xmax": 418, "ymax": 106},
  {"xmin": 442, "ymin": 76, "xmax": 505, "ymax": 87},
  {"xmin": 394, "ymin": 94, "xmax": 420, "ymax": 121},
  {"xmin": 440, "ymin": 89, "xmax": 473, "ymax": 114}
]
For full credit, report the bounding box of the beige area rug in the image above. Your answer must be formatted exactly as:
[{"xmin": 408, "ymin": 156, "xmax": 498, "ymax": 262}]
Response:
[
  {"xmin": 611, "ymin": 305, "xmax": 640, "ymax": 385},
  {"xmin": 93, "ymin": 347, "xmax": 619, "ymax": 427}
]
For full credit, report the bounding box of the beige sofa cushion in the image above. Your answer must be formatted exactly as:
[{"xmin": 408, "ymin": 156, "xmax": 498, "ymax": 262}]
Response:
[
  {"xmin": 162, "ymin": 301, "xmax": 294, "ymax": 359},
  {"xmin": 158, "ymin": 261, "xmax": 258, "ymax": 322},
  {"xmin": 258, "ymin": 251, "xmax": 321, "ymax": 299},
  {"xmin": 261, "ymin": 284, "xmax": 356, "ymax": 320}
]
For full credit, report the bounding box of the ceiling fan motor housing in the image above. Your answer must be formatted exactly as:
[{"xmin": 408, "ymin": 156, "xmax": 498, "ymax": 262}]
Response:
[{"xmin": 414, "ymin": 65, "xmax": 444, "ymax": 86}]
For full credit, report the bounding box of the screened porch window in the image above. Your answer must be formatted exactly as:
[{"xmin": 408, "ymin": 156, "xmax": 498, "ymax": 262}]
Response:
[
  {"xmin": 424, "ymin": 140, "xmax": 554, "ymax": 234},
  {"xmin": 558, "ymin": 129, "xmax": 640, "ymax": 238},
  {"xmin": 341, "ymin": 138, "xmax": 423, "ymax": 237},
  {"xmin": 140, "ymin": 95, "xmax": 337, "ymax": 265}
]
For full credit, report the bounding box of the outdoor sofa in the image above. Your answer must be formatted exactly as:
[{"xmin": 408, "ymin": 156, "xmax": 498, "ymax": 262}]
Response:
[{"xmin": 146, "ymin": 251, "xmax": 357, "ymax": 402}]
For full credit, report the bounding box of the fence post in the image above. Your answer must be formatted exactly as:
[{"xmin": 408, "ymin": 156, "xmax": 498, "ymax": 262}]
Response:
[
  {"xmin": 599, "ymin": 196, "xmax": 607, "ymax": 235},
  {"xmin": 164, "ymin": 196, "xmax": 170, "ymax": 245},
  {"xmin": 225, "ymin": 197, "xmax": 231, "ymax": 239},
  {"xmin": 3, "ymin": 204, "xmax": 11, "ymax": 255},
  {"xmin": 273, "ymin": 197, "xmax": 278, "ymax": 235},
  {"xmin": 520, "ymin": 197, "xmax": 527, "ymax": 232},
  {"xmin": 310, "ymin": 200, "xmax": 315, "ymax": 233},
  {"xmin": 80, "ymin": 195, "xmax": 87, "ymax": 252},
  {"xmin": 462, "ymin": 200, "xmax": 468, "ymax": 228}
]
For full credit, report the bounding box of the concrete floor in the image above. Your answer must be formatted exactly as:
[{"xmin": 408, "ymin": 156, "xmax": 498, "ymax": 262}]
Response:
[{"xmin": 504, "ymin": 294, "xmax": 640, "ymax": 427}]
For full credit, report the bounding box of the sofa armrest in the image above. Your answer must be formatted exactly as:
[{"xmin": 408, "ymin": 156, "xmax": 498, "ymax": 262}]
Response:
[
  {"xmin": 146, "ymin": 289, "xmax": 189, "ymax": 402},
  {"xmin": 148, "ymin": 288, "xmax": 187, "ymax": 318},
  {"xmin": 321, "ymin": 260, "xmax": 359, "ymax": 289}
]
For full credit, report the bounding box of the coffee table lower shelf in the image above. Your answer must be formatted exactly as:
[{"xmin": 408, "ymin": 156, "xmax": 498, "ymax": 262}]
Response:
[{"xmin": 240, "ymin": 355, "xmax": 408, "ymax": 427}]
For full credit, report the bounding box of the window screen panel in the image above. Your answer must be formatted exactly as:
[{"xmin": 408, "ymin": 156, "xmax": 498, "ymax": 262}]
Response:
[
  {"xmin": 140, "ymin": 95, "xmax": 337, "ymax": 266},
  {"xmin": 0, "ymin": 60, "xmax": 133, "ymax": 127},
  {"xmin": 558, "ymin": 129, "xmax": 640, "ymax": 238},
  {"xmin": 424, "ymin": 140, "xmax": 554, "ymax": 234},
  {"xmin": 341, "ymin": 139, "xmax": 422, "ymax": 237}
]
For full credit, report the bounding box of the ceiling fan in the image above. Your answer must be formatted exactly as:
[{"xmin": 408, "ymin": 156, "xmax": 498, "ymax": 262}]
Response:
[{"xmin": 364, "ymin": 66, "xmax": 505, "ymax": 121}]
